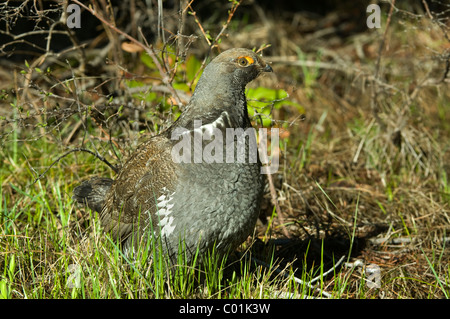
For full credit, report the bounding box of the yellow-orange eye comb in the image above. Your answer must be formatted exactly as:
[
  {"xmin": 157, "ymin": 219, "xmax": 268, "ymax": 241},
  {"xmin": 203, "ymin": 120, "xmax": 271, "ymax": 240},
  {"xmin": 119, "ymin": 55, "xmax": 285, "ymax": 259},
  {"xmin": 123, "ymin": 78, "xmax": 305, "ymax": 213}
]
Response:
[{"xmin": 237, "ymin": 56, "xmax": 254, "ymax": 66}]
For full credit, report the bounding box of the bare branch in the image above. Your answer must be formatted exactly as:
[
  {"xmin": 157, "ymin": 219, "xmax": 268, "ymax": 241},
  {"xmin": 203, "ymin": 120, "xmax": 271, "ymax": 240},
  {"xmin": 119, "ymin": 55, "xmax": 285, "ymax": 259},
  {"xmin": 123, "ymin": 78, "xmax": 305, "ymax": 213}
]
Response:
[{"xmin": 71, "ymin": 0, "xmax": 184, "ymax": 107}]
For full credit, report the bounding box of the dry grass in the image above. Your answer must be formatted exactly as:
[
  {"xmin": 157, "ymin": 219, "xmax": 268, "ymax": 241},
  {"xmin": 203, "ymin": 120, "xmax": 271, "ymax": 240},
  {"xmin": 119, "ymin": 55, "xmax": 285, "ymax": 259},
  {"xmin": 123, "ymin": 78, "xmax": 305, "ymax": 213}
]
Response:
[{"xmin": 249, "ymin": 2, "xmax": 450, "ymax": 298}]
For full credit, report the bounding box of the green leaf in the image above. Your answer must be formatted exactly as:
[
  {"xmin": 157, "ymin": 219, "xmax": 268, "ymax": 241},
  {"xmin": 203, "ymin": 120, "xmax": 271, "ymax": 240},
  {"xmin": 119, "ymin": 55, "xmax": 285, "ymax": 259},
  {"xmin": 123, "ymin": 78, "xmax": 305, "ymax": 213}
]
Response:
[
  {"xmin": 186, "ymin": 55, "xmax": 201, "ymax": 83},
  {"xmin": 140, "ymin": 53, "xmax": 156, "ymax": 70},
  {"xmin": 0, "ymin": 280, "xmax": 10, "ymax": 299},
  {"xmin": 247, "ymin": 87, "xmax": 304, "ymax": 127},
  {"xmin": 247, "ymin": 87, "xmax": 304, "ymax": 111},
  {"xmin": 126, "ymin": 79, "xmax": 145, "ymax": 88},
  {"xmin": 173, "ymin": 82, "xmax": 190, "ymax": 92}
]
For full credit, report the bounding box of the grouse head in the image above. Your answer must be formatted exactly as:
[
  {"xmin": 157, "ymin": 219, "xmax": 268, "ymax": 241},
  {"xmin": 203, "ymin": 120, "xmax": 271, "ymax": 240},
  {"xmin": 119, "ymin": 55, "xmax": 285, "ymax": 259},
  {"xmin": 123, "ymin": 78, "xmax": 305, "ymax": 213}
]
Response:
[
  {"xmin": 197, "ymin": 48, "xmax": 273, "ymax": 89},
  {"xmin": 171, "ymin": 48, "xmax": 273, "ymax": 131}
]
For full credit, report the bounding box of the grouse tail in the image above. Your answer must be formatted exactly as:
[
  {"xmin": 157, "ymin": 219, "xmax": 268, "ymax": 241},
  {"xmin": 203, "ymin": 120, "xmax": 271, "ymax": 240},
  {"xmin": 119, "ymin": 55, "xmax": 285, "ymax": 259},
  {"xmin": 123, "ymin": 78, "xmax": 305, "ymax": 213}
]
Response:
[{"xmin": 73, "ymin": 177, "xmax": 113, "ymax": 213}]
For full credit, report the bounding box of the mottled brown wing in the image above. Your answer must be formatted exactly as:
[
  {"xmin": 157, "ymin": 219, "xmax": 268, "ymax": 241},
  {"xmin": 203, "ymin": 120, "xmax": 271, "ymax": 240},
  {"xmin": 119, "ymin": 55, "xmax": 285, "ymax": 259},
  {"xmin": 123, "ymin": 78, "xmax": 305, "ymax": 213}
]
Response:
[{"xmin": 100, "ymin": 135, "xmax": 177, "ymax": 243}]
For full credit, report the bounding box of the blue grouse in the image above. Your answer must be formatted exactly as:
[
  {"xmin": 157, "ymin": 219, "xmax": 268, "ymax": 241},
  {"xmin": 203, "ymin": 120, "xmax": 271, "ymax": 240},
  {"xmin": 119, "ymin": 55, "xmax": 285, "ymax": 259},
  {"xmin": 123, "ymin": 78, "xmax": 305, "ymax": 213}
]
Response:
[{"xmin": 73, "ymin": 48, "xmax": 273, "ymax": 262}]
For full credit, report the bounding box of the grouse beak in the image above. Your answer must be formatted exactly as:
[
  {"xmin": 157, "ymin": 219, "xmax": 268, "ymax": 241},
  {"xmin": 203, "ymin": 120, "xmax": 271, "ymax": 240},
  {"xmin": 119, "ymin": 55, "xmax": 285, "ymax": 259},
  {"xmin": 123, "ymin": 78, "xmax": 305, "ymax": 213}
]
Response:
[{"xmin": 262, "ymin": 63, "xmax": 273, "ymax": 72}]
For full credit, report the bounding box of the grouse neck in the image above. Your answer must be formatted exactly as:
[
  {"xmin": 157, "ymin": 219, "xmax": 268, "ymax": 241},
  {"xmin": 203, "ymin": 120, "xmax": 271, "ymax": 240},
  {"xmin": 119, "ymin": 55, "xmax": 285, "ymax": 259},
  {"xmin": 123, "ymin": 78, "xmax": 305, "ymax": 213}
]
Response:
[{"xmin": 170, "ymin": 75, "xmax": 251, "ymax": 132}]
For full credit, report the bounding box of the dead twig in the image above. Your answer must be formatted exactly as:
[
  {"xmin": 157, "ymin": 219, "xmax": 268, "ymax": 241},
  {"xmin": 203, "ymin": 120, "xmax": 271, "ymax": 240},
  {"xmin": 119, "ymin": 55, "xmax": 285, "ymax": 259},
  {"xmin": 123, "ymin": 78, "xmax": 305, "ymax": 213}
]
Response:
[
  {"xmin": 32, "ymin": 147, "xmax": 119, "ymax": 185},
  {"xmin": 71, "ymin": 0, "xmax": 184, "ymax": 107},
  {"xmin": 186, "ymin": 0, "xmax": 211, "ymax": 46},
  {"xmin": 185, "ymin": 0, "xmax": 243, "ymax": 89},
  {"xmin": 261, "ymin": 149, "xmax": 291, "ymax": 239},
  {"xmin": 249, "ymin": 254, "xmax": 346, "ymax": 298},
  {"xmin": 210, "ymin": 0, "xmax": 243, "ymax": 49},
  {"xmin": 422, "ymin": 0, "xmax": 450, "ymax": 43},
  {"xmin": 370, "ymin": 0, "xmax": 396, "ymax": 126}
]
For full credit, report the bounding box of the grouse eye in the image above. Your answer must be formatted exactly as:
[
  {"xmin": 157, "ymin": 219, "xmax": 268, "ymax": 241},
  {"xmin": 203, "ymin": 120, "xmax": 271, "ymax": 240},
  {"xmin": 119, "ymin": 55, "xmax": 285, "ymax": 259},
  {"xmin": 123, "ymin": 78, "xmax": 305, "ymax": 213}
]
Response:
[{"xmin": 237, "ymin": 56, "xmax": 254, "ymax": 67}]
